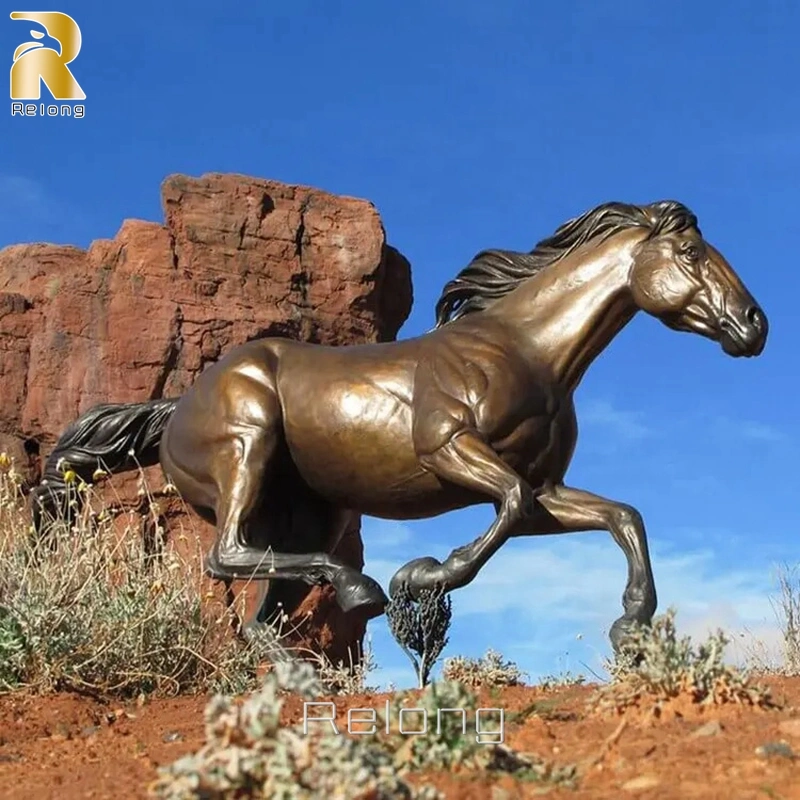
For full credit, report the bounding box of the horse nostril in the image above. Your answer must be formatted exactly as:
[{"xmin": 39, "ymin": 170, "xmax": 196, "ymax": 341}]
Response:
[{"xmin": 745, "ymin": 305, "xmax": 763, "ymax": 328}]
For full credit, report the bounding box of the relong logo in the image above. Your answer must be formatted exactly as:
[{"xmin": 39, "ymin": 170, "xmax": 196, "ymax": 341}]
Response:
[{"xmin": 10, "ymin": 11, "xmax": 85, "ymax": 118}]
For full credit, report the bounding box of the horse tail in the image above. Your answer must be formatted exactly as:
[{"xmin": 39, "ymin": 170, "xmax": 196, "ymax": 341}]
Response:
[{"xmin": 29, "ymin": 397, "xmax": 179, "ymax": 533}]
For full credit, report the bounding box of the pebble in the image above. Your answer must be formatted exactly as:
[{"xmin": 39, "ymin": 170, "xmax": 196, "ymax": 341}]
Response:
[
  {"xmin": 622, "ymin": 775, "xmax": 661, "ymax": 791},
  {"xmin": 162, "ymin": 730, "xmax": 184, "ymax": 743},
  {"xmin": 50, "ymin": 723, "xmax": 71, "ymax": 741},
  {"xmin": 755, "ymin": 742, "xmax": 796, "ymax": 760},
  {"xmin": 689, "ymin": 720, "xmax": 722, "ymax": 739}
]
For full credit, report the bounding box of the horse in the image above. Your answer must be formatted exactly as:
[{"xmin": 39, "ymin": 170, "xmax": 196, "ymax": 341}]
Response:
[{"xmin": 30, "ymin": 199, "xmax": 768, "ymax": 652}]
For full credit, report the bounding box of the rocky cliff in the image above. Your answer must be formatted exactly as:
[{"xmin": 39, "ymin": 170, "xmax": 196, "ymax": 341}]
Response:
[{"xmin": 0, "ymin": 171, "xmax": 413, "ymax": 664}]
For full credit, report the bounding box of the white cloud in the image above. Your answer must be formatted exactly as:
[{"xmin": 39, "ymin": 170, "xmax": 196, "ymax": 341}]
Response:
[
  {"xmin": 358, "ymin": 450, "xmax": 791, "ymax": 685},
  {"xmin": 578, "ymin": 398, "xmax": 652, "ymax": 442}
]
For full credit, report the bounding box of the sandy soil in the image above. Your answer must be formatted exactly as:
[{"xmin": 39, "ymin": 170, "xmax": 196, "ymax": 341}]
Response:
[{"xmin": 1, "ymin": 677, "xmax": 799, "ymax": 799}]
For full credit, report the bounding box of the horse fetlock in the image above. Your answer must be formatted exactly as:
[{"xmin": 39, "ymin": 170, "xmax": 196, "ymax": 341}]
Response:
[
  {"xmin": 444, "ymin": 544, "xmax": 472, "ymax": 575},
  {"xmin": 389, "ymin": 556, "xmax": 447, "ymax": 599},
  {"xmin": 621, "ymin": 589, "xmax": 656, "ymax": 624}
]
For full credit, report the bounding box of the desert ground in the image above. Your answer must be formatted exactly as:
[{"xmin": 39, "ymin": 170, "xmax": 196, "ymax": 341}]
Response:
[{"xmin": 1, "ymin": 675, "xmax": 799, "ymax": 799}]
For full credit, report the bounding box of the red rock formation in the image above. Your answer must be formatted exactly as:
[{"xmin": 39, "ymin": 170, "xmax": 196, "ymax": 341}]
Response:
[{"xmin": 0, "ymin": 172, "xmax": 412, "ymax": 664}]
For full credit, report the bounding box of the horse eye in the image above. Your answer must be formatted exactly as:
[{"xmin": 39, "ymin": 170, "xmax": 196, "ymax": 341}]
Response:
[{"xmin": 682, "ymin": 244, "xmax": 699, "ymax": 261}]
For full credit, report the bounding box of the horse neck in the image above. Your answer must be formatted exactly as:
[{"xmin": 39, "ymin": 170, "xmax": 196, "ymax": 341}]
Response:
[{"xmin": 487, "ymin": 233, "xmax": 642, "ymax": 390}]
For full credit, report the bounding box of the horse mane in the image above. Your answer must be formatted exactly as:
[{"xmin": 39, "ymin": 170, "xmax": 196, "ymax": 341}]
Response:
[{"xmin": 434, "ymin": 200, "xmax": 699, "ymax": 327}]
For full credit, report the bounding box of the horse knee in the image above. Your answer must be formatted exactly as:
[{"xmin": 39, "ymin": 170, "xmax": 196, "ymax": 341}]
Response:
[
  {"xmin": 503, "ymin": 481, "xmax": 536, "ymax": 520},
  {"xmin": 610, "ymin": 503, "xmax": 644, "ymax": 532}
]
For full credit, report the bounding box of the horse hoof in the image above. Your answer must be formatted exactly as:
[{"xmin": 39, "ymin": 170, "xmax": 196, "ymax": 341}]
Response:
[
  {"xmin": 609, "ymin": 615, "xmax": 646, "ymax": 656},
  {"xmin": 333, "ymin": 570, "xmax": 389, "ymax": 617},
  {"xmin": 389, "ymin": 556, "xmax": 445, "ymax": 600}
]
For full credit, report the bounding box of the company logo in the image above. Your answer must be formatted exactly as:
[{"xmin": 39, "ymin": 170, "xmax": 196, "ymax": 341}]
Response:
[
  {"xmin": 10, "ymin": 11, "xmax": 85, "ymax": 117},
  {"xmin": 303, "ymin": 700, "xmax": 505, "ymax": 744}
]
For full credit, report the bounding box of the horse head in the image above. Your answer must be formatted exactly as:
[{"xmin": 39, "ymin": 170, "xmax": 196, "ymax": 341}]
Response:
[{"xmin": 628, "ymin": 201, "xmax": 768, "ymax": 358}]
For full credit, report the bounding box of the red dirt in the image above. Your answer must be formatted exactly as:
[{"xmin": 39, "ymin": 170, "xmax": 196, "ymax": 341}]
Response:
[{"xmin": 1, "ymin": 678, "xmax": 799, "ymax": 799}]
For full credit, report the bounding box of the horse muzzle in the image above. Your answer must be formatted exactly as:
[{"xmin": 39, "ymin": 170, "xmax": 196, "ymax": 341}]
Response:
[{"xmin": 719, "ymin": 304, "xmax": 768, "ymax": 357}]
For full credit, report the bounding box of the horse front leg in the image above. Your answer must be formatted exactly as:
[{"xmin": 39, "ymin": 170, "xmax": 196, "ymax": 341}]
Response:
[
  {"xmin": 390, "ymin": 429, "xmax": 538, "ymax": 598},
  {"xmin": 511, "ymin": 484, "xmax": 657, "ymax": 653}
]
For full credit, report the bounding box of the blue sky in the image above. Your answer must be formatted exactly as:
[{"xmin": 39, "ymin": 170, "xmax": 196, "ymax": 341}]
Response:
[{"xmin": 2, "ymin": 1, "xmax": 798, "ymax": 688}]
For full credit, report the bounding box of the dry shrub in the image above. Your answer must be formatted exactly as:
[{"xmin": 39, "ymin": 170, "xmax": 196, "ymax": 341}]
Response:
[
  {"xmin": 776, "ymin": 564, "xmax": 800, "ymax": 674},
  {"xmin": 591, "ymin": 607, "xmax": 774, "ymax": 715},
  {"xmin": 442, "ymin": 648, "xmax": 526, "ymax": 689},
  {"xmin": 306, "ymin": 638, "xmax": 379, "ymax": 695},
  {"xmin": 740, "ymin": 563, "xmax": 800, "ymax": 677},
  {"xmin": 151, "ymin": 661, "xmax": 443, "ymax": 800},
  {"xmin": 381, "ymin": 678, "xmax": 576, "ymax": 787},
  {"xmin": 0, "ymin": 454, "xmax": 279, "ymax": 697},
  {"xmin": 536, "ymin": 670, "xmax": 586, "ymax": 690}
]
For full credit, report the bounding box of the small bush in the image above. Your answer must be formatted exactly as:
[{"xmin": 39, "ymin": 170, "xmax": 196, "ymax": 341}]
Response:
[
  {"xmin": 381, "ymin": 679, "xmax": 576, "ymax": 786},
  {"xmin": 313, "ymin": 639, "xmax": 379, "ymax": 695},
  {"xmin": 777, "ymin": 564, "xmax": 800, "ymax": 674},
  {"xmin": 0, "ymin": 455, "xmax": 278, "ymax": 697},
  {"xmin": 384, "ymin": 679, "xmax": 496, "ymax": 771},
  {"xmin": 386, "ymin": 583, "xmax": 452, "ymax": 688},
  {"xmin": 151, "ymin": 661, "xmax": 443, "ymax": 800},
  {"xmin": 592, "ymin": 607, "xmax": 774, "ymax": 713},
  {"xmin": 536, "ymin": 671, "xmax": 586, "ymax": 690},
  {"xmin": 442, "ymin": 648, "xmax": 527, "ymax": 688},
  {"xmin": 738, "ymin": 563, "xmax": 800, "ymax": 678}
]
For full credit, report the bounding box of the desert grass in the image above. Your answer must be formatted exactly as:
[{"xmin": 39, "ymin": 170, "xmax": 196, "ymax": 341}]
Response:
[
  {"xmin": 591, "ymin": 607, "xmax": 774, "ymax": 714},
  {"xmin": 737, "ymin": 562, "xmax": 800, "ymax": 677},
  {"xmin": 0, "ymin": 453, "xmax": 278, "ymax": 698},
  {"xmin": 442, "ymin": 647, "xmax": 528, "ymax": 688}
]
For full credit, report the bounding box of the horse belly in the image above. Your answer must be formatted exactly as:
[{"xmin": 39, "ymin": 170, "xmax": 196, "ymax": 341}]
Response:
[{"xmin": 280, "ymin": 382, "xmax": 456, "ymax": 515}]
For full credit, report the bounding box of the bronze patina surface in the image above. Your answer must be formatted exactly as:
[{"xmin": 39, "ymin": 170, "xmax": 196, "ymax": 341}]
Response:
[{"xmin": 32, "ymin": 200, "xmax": 768, "ymax": 650}]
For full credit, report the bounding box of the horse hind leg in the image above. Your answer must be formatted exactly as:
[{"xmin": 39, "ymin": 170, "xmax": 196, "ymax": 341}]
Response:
[
  {"xmin": 199, "ymin": 422, "xmax": 387, "ymax": 617},
  {"xmin": 162, "ymin": 366, "xmax": 388, "ymax": 619},
  {"xmin": 201, "ymin": 419, "xmax": 281, "ymax": 578},
  {"xmin": 254, "ymin": 506, "xmax": 382, "ymax": 627}
]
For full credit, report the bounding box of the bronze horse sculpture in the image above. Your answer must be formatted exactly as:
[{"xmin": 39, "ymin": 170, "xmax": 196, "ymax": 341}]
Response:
[{"xmin": 31, "ymin": 199, "xmax": 768, "ymax": 652}]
